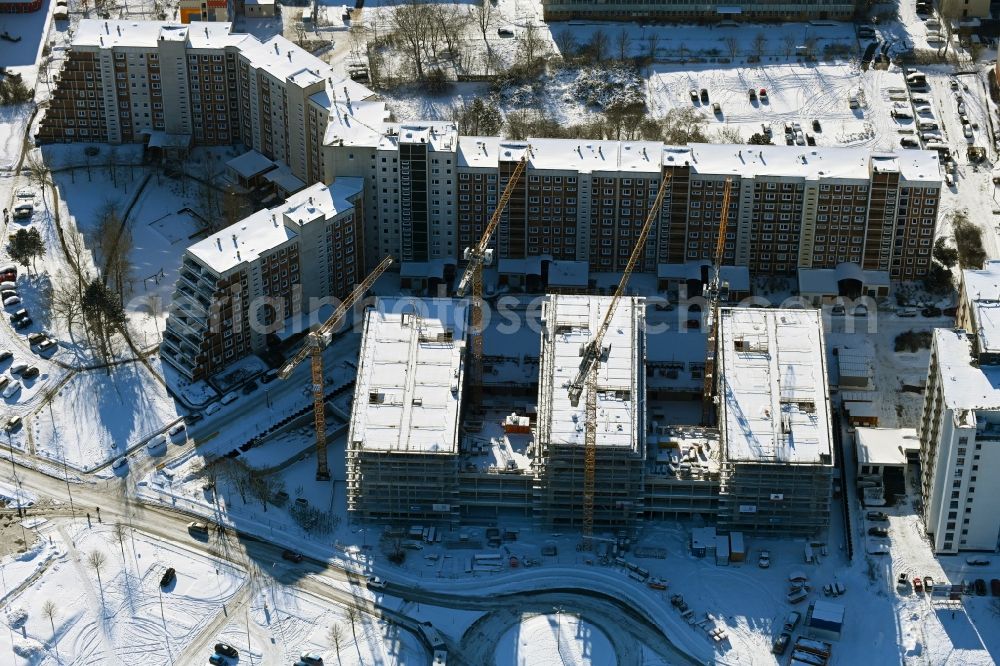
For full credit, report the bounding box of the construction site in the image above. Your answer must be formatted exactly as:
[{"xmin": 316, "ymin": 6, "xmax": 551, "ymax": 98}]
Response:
[{"xmin": 339, "ymin": 165, "xmax": 836, "ymax": 541}]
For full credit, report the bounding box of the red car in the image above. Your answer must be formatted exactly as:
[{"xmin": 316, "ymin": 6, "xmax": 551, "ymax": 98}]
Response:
[
  {"xmin": 913, "ymin": 577, "xmax": 923, "ymax": 593},
  {"xmin": 759, "ymin": 88, "xmax": 768, "ymax": 101}
]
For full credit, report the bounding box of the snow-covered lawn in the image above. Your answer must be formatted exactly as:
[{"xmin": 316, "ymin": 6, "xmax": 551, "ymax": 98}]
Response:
[
  {"xmin": 31, "ymin": 363, "xmax": 183, "ymax": 471},
  {"xmin": 0, "ymin": 522, "xmax": 246, "ymax": 666},
  {"xmin": 217, "ymin": 584, "xmax": 425, "ymax": 665},
  {"xmin": 0, "ymin": 534, "xmax": 60, "ymax": 605},
  {"xmin": 496, "ymin": 613, "xmax": 614, "ymax": 666}
]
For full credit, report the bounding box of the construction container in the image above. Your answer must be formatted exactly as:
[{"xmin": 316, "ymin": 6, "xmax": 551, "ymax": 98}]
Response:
[
  {"xmin": 715, "ymin": 535, "xmax": 730, "ymax": 566},
  {"xmin": 729, "ymin": 532, "xmax": 746, "ymax": 562},
  {"xmin": 503, "ymin": 413, "xmax": 531, "ymax": 434}
]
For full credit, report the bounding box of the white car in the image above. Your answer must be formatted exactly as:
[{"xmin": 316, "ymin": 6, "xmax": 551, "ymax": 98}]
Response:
[
  {"xmin": 367, "ymin": 576, "xmax": 387, "ymax": 589},
  {"xmin": 168, "ymin": 422, "xmax": 186, "ymax": 437},
  {"xmin": 2, "ymin": 381, "xmax": 19, "ymax": 398},
  {"xmin": 146, "ymin": 434, "xmax": 167, "ymax": 452},
  {"xmin": 758, "ymin": 550, "xmax": 771, "ymax": 568},
  {"xmin": 221, "ymin": 392, "xmax": 238, "ymax": 405},
  {"xmin": 3, "ymin": 296, "xmax": 21, "ymax": 307},
  {"xmin": 964, "ymin": 125, "xmax": 974, "ymax": 139},
  {"xmin": 111, "ymin": 457, "xmax": 128, "ymax": 470},
  {"xmin": 205, "ymin": 402, "xmax": 222, "ymax": 415}
]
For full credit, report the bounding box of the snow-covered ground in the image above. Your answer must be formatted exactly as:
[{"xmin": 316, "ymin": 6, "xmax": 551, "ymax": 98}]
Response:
[
  {"xmin": 0, "ymin": 521, "xmax": 246, "ymax": 666},
  {"xmin": 496, "ymin": 613, "xmax": 614, "ymax": 666}
]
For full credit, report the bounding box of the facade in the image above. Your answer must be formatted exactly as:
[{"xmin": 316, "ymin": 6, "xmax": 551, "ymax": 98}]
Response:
[
  {"xmin": 37, "ymin": 20, "xmax": 373, "ymax": 185},
  {"xmin": 919, "ymin": 261, "xmax": 1000, "ymax": 553},
  {"xmin": 715, "ymin": 308, "xmax": 834, "ymax": 536},
  {"xmin": 0, "ymin": 0, "xmax": 42, "ymax": 11},
  {"xmin": 325, "ymin": 126, "xmax": 942, "ymax": 282},
  {"xmin": 161, "ymin": 180, "xmax": 364, "ymax": 380},
  {"xmin": 346, "ymin": 298, "xmax": 466, "ymax": 525},
  {"xmin": 538, "ymin": 0, "xmax": 856, "ymax": 22},
  {"xmin": 179, "ymin": 0, "xmax": 233, "ymax": 23},
  {"xmin": 533, "ymin": 295, "xmax": 647, "ymax": 529}
]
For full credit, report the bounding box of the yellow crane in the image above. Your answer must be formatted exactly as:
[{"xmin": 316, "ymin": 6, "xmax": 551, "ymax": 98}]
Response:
[
  {"xmin": 701, "ymin": 177, "xmax": 733, "ymax": 426},
  {"xmin": 277, "ymin": 255, "xmax": 394, "ymax": 480},
  {"xmin": 567, "ymin": 173, "xmax": 671, "ymax": 546},
  {"xmin": 455, "ymin": 150, "xmax": 529, "ymax": 401}
]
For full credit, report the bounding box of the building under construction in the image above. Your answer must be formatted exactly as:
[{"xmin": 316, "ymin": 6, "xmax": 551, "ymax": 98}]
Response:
[
  {"xmin": 714, "ymin": 308, "xmax": 834, "ymax": 536},
  {"xmin": 346, "ymin": 298, "xmax": 466, "ymax": 526},
  {"xmin": 533, "ymin": 294, "xmax": 647, "ymax": 529}
]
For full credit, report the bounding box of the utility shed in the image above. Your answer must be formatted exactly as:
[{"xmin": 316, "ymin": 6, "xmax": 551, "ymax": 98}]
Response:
[
  {"xmin": 729, "ymin": 532, "xmax": 746, "ymax": 562},
  {"xmin": 806, "ymin": 600, "xmax": 845, "ymax": 640},
  {"xmin": 691, "ymin": 526, "xmax": 717, "ymax": 557},
  {"xmin": 715, "ymin": 535, "xmax": 730, "ymax": 565},
  {"xmin": 346, "ymin": 298, "xmax": 467, "ymax": 525}
]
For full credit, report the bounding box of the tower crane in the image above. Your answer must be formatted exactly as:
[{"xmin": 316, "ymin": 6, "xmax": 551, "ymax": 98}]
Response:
[
  {"xmin": 277, "ymin": 255, "xmax": 394, "ymax": 480},
  {"xmin": 456, "ymin": 149, "xmax": 529, "ymax": 401},
  {"xmin": 567, "ymin": 173, "xmax": 671, "ymax": 547},
  {"xmin": 701, "ymin": 177, "xmax": 733, "ymax": 426}
]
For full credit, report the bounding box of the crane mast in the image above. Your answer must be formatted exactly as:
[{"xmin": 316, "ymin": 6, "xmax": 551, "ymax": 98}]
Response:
[
  {"xmin": 277, "ymin": 255, "xmax": 394, "ymax": 480},
  {"xmin": 576, "ymin": 173, "xmax": 671, "ymax": 546},
  {"xmin": 701, "ymin": 177, "xmax": 733, "ymax": 426},
  {"xmin": 456, "ymin": 149, "xmax": 529, "ymax": 402}
]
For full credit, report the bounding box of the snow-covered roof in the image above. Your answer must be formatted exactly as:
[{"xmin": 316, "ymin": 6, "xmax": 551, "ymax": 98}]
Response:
[
  {"xmin": 541, "ymin": 295, "xmax": 644, "ymax": 451},
  {"xmin": 238, "ymin": 35, "xmax": 330, "ymax": 87},
  {"xmin": 934, "ymin": 328, "xmax": 1000, "ymax": 411},
  {"xmin": 962, "ymin": 260, "xmax": 1000, "ymax": 356},
  {"xmin": 527, "ymin": 139, "xmax": 662, "ymax": 174},
  {"xmin": 226, "ymin": 150, "xmax": 275, "ymax": 179},
  {"xmin": 349, "ymin": 298, "xmax": 466, "ymax": 454},
  {"xmin": 497, "ymin": 256, "xmax": 588, "ymax": 286},
  {"xmin": 798, "ymin": 264, "xmax": 890, "ymax": 295},
  {"xmin": 323, "ymin": 100, "xmax": 389, "ymax": 147},
  {"xmin": 682, "ymin": 144, "xmax": 940, "ymax": 184},
  {"xmin": 187, "ymin": 180, "xmax": 362, "ymax": 274},
  {"xmin": 72, "ymin": 19, "xmax": 247, "ymax": 50},
  {"xmin": 261, "ymin": 161, "xmax": 306, "ymax": 194},
  {"xmin": 656, "ymin": 262, "xmax": 750, "ymax": 292},
  {"xmin": 718, "ymin": 308, "xmax": 833, "ymax": 465},
  {"xmin": 855, "ymin": 427, "xmax": 917, "ymax": 467},
  {"xmin": 456, "ymin": 136, "xmax": 502, "ymax": 169},
  {"xmin": 377, "ymin": 123, "xmax": 458, "ymax": 153}
]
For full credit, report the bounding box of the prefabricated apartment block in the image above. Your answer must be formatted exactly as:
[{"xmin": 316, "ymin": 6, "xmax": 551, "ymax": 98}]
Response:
[
  {"xmin": 538, "ymin": 0, "xmax": 856, "ymax": 22},
  {"xmin": 715, "ymin": 308, "xmax": 835, "ymax": 536},
  {"xmin": 919, "ymin": 261, "xmax": 1000, "ymax": 553},
  {"xmin": 161, "ymin": 180, "xmax": 364, "ymax": 380}
]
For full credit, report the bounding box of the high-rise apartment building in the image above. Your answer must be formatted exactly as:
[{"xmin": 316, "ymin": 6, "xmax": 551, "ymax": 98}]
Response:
[
  {"xmin": 919, "ymin": 261, "xmax": 1000, "ymax": 553},
  {"xmin": 161, "ymin": 180, "xmax": 364, "ymax": 380},
  {"xmin": 38, "ymin": 20, "xmax": 373, "ymax": 185}
]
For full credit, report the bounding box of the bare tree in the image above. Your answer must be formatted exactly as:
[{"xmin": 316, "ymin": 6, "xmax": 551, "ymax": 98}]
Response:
[
  {"xmin": 24, "ymin": 153, "xmax": 53, "ymax": 191},
  {"xmin": 645, "ymin": 32, "xmax": 660, "ymax": 62},
  {"xmin": 552, "ymin": 29, "xmax": 578, "ymax": 62},
  {"xmin": 723, "ymin": 36, "xmax": 739, "ymax": 60},
  {"xmin": 752, "ymin": 33, "xmax": 767, "ymax": 60},
  {"xmin": 715, "ymin": 126, "xmax": 743, "ymax": 144},
  {"xmin": 391, "ymin": 0, "xmax": 435, "ymax": 79},
  {"xmin": 42, "ymin": 600, "xmax": 59, "ymax": 661},
  {"xmin": 616, "ymin": 28, "xmax": 631, "ymax": 61},
  {"xmin": 114, "ymin": 522, "xmax": 130, "ymax": 572},
  {"xmin": 433, "ymin": 5, "xmax": 469, "ymax": 60},
  {"xmin": 517, "ymin": 23, "xmax": 548, "ymax": 69},
  {"xmin": 470, "ymin": 0, "xmax": 495, "ymax": 58},
  {"xmin": 345, "ymin": 605, "xmax": 360, "ymax": 645},
  {"xmin": 330, "ymin": 623, "xmax": 345, "ymax": 664},
  {"xmin": 588, "ymin": 29, "xmax": 609, "ymax": 62},
  {"xmin": 51, "ymin": 275, "xmax": 85, "ymax": 336},
  {"xmin": 249, "ymin": 472, "xmax": 285, "ymax": 513},
  {"xmin": 87, "ymin": 550, "xmax": 108, "ymax": 604},
  {"xmin": 783, "ymin": 33, "xmax": 797, "ymax": 58},
  {"xmin": 89, "ymin": 200, "xmax": 132, "ymax": 300}
]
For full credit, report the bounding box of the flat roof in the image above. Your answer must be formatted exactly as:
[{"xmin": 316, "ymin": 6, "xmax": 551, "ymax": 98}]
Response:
[
  {"xmin": 798, "ymin": 264, "xmax": 890, "ymax": 295},
  {"xmin": 226, "ymin": 150, "xmax": 275, "ymax": 179},
  {"xmin": 657, "ymin": 262, "xmax": 750, "ymax": 292},
  {"xmin": 962, "ymin": 260, "xmax": 1000, "ymax": 355},
  {"xmin": 73, "ymin": 19, "xmax": 247, "ymax": 50},
  {"xmin": 261, "ymin": 161, "xmax": 306, "ymax": 193},
  {"xmin": 541, "ymin": 295, "xmax": 643, "ymax": 450},
  {"xmin": 718, "ymin": 308, "xmax": 833, "ymax": 465},
  {"xmin": 187, "ymin": 179, "xmax": 361, "ymax": 274},
  {"xmin": 855, "ymin": 427, "xmax": 917, "ymax": 467},
  {"xmin": 349, "ymin": 298, "xmax": 466, "ymax": 454},
  {"xmin": 322, "ymin": 100, "xmax": 389, "ymax": 147},
  {"xmin": 934, "ymin": 328, "xmax": 1000, "ymax": 410},
  {"xmin": 682, "ymin": 144, "xmax": 941, "ymax": 184}
]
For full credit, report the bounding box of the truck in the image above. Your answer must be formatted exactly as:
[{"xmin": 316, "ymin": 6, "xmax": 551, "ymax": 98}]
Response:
[{"xmin": 783, "ymin": 611, "xmax": 801, "ymax": 632}]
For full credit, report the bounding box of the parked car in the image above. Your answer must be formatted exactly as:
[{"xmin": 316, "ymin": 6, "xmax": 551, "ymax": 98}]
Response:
[
  {"xmin": 897, "ymin": 307, "xmax": 917, "ymax": 318},
  {"xmin": 975, "ymin": 578, "xmax": 988, "ymax": 596},
  {"xmin": 13, "ymin": 316, "xmax": 31, "ymax": 329},
  {"xmin": 924, "ymin": 576, "xmax": 934, "ymax": 592},
  {"xmin": 205, "ymin": 402, "xmax": 222, "ymax": 415},
  {"xmin": 260, "ymin": 369, "xmax": 279, "ymax": 384},
  {"xmin": 712, "ymin": 102, "xmax": 722, "ymax": 116},
  {"xmin": 111, "ymin": 456, "xmax": 128, "ymax": 470},
  {"xmin": 700, "ymin": 88, "xmax": 709, "ymax": 103},
  {"xmin": 749, "ymin": 88, "xmax": 757, "ymax": 101},
  {"xmin": 208, "ymin": 656, "xmax": 225, "ymax": 666},
  {"xmin": 295, "ymin": 497, "xmax": 309, "ymax": 508},
  {"xmin": 282, "ymin": 550, "xmax": 304, "ymax": 563},
  {"xmin": 37, "ymin": 340, "xmax": 55, "ymax": 354},
  {"xmin": 188, "ymin": 521, "xmax": 209, "ymax": 535},
  {"xmin": 0, "ymin": 376, "xmax": 9, "ymax": 392},
  {"xmin": 922, "ymin": 306, "xmax": 942, "ymax": 317},
  {"xmin": 147, "ymin": 434, "xmax": 167, "ymax": 452},
  {"xmin": 759, "ymin": 88, "xmax": 767, "ymax": 101},
  {"xmin": 913, "ymin": 577, "xmax": 923, "ymax": 593},
  {"xmin": 5, "ymin": 416, "xmax": 22, "ymax": 431},
  {"xmin": 0, "ymin": 349, "xmax": 11, "ymax": 362},
  {"xmin": 367, "ymin": 576, "xmax": 387, "ymax": 589},
  {"xmin": 812, "ymin": 119, "xmax": 821, "ymax": 132},
  {"xmin": 21, "ymin": 366, "xmax": 39, "ymax": 380},
  {"xmin": 10, "ymin": 362, "xmax": 27, "ymax": 375},
  {"xmin": 220, "ymin": 392, "xmax": 238, "ymax": 405},
  {"xmin": 300, "ymin": 652, "xmax": 324, "ymax": 665},
  {"xmin": 964, "ymin": 125, "xmax": 974, "ymax": 139},
  {"xmin": 3, "ymin": 296, "xmax": 21, "ymax": 307},
  {"xmin": 852, "ymin": 305, "xmax": 869, "ymax": 317},
  {"xmin": 772, "ymin": 632, "xmax": 791, "ymax": 655},
  {"xmin": 831, "ymin": 304, "xmax": 846, "ymax": 316},
  {"xmin": 215, "ymin": 644, "xmax": 238, "ymax": 659},
  {"xmin": 496, "ymin": 27, "xmax": 514, "ymax": 37},
  {"xmin": 990, "ymin": 579, "xmax": 1000, "ymax": 597},
  {"xmin": 758, "ymin": 550, "xmax": 771, "ymax": 568},
  {"xmin": 26, "ymin": 333, "xmax": 45, "ymax": 345},
  {"xmin": 897, "ymin": 572, "xmax": 909, "ymax": 587},
  {"xmin": 782, "ymin": 611, "xmax": 801, "ymax": 632},
  {"xmin": 900, "ymin": 137, "xmax": 919, "ymax": 149},
  {"xmin": 966, "ymin": 556, "xmax": 991, "ymax": 566},
  {"xmin": 160, "ymin": 567, "xmax": 176, "ymax": 587},
  {"xmin": 867, "ymin": 511, "xmax": 888, "ymax": 521},
  {"xmin": 868, "ymin": 527, "xmax": 889, "ymax": 537},
  {"xmin": 169, "ymin": 422, "xmax": 186, "ymax": 437},
  {"xmin": 690, "ymin": 89, "xmax": 699, "ymax": 103},
  {"xmin": 0, "ymin": 290, "xmax": 17, "ymax": 302}
]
